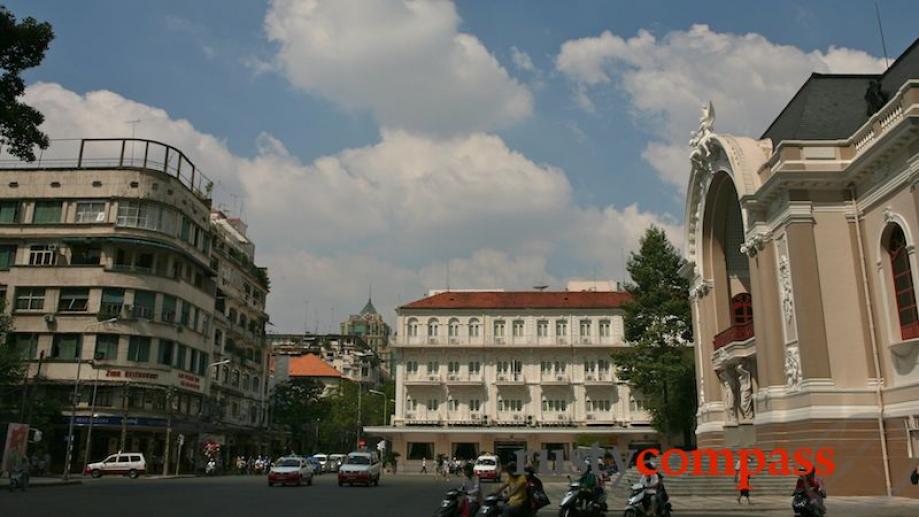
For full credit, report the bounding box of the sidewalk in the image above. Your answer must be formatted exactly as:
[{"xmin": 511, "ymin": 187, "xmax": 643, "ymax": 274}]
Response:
[{"xmin": 3, "ymin": 476, "xmax": 82, "ymax": 489}]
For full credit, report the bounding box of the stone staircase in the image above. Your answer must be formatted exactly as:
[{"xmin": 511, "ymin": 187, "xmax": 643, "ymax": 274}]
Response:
[{"xmin": 611, "ymin": 453, "xmax": 799, "ymax": 496}]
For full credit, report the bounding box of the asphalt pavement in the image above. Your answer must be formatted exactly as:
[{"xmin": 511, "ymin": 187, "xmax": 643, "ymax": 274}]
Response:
[{"xmin": 4, "ymin": 473, "xmax": 919, "ymax": 517}]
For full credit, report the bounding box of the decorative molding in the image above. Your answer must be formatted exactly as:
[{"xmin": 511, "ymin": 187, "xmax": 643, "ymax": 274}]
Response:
[
  {"xmin": 689, "ymin": 279, "xmax": 713, "ymax": 299},
  {"xmin": 778, "ymin": 255, "xmax": 795, "ymax": 324},
  {"xmin": 740, "ymin": 230, "xmax": 771, "ymax": 257},
  {"xmin": 784, "ymin": 344, "xmax": 802, "ymax": 391},
  {"xmin": 753, "ymin": 404, "xmax": 881, "ymax": 425},
  {"xmin": 689, "ymin": 101, "xmax": 717, "ymax": 167}
]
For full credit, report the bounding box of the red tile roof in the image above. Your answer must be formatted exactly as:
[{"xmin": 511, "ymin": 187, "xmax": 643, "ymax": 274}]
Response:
[
  {"xmin": 288, "ymin": 354, "xmax": 342, "ymax": 379},
  {"xmin": 399, "ymin": 291, "xmax": 631, "ymax": 310}
]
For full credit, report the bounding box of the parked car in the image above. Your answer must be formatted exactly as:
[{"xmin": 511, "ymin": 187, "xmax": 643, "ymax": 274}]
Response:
[
  {"xmin": 84, "ymin": 453, "xmax": 147, "ymax": 479},
  {"xmin": 473, "ymin": 454, "xmax": 500, "ymax": 482},
  {"xmin": 313, "ymin": 453, "xmax": 329, "ymax": 473},
  {"xmin": 328, "ymin": 454, "xmax": 347, "ymax": 473},
  {"xmin": 268, "ymin": 456, "xmax": 313, "ymax": 487},
  {"xmin": 306, "ymin": 456, "xmax": 323, "ymax": 474},
  {"xmin": 338, "ymin": 451, "xmax": 381, "ymax": 487}
]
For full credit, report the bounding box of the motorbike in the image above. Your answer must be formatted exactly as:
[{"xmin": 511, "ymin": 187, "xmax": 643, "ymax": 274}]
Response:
[
  {"xmin": 792, "ymin": 491, "xmax": 826, "ymax": 517},
  {"xmin": 622, "ymin": 482, "xmax": 671, "ymax": 517},
  {"xmin": 9, "ymin": 465, "xmax": 29, "ymax": 492},
  {"xmin": 435, "ymin": 487, "xmax": 468, "ymax": 517},
  {"xmin": 476, "ymin": 494, "xmax": 506, "ymax": 517},
  {"xmin": 558, "ymin": 477, "xmax": 607, "ymax": 517}
]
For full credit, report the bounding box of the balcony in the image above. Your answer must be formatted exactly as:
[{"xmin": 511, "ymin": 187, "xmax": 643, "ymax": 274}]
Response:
[
  {"xmin": 583, "ymin": 373, "xmax": 613, "ymax": 385},
  {"xmin": 405, "ymin": 374, "xmax": 442, "ymax": 386},
  {"xmin": 444, "ymin": 374, "xmax": 484, "ymax": 386},
  {"xmin": 494, "ymin": 373, "xmax": 525, "ymax": 385},
  {"xmin": 540, "ymin": 374, "xmax": 570, "ymax": 385},
  {"xmin": 713, "ymin": 321, "xmax": 754, "ymax": 351}
]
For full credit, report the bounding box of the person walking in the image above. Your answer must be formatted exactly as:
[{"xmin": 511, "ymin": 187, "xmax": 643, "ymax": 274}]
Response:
[
  {"xmin": 734, "ymin": 457, "xmax": 752, "ymax": 505},
  {"xmin": 421, "ymin": 457, "xmax": 428, "ymax": 474}
]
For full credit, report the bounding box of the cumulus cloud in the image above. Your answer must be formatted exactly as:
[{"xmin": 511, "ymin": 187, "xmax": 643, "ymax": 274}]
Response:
[
  {"xmin": 556, "ymin": 24, "xmax": 886, "ymax": 187},
  {"xmin": 21, "ymin": 82, "xmax": 671, "ymax": 329},
  {"xmin": 264, "ymin": 0, "xmax": 533, "ymax": 136},
  {"xmin": 510, "ymin": 46, "xmax": 536, "ymax": 72}
]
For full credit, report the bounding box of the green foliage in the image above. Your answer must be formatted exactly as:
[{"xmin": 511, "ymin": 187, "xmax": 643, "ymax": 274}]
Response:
[
  {"xmin": 0, "ymin": 5, "xmax": 54, "ymax": 162},
  {"xmin": 0, "ymin": 298, "xmax": 23, "ymax": 386},
  {"xmin": 615, "ymin": 226, "xmax": 697, "ymax": 446}
]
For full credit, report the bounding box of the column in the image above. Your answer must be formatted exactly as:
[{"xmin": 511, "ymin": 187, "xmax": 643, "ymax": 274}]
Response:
[
  {"xmin": 748, "ymin": 241, "xmax": 786, "ymax": 387},
  {"xmin": 785, "ymin": 221, "xmax": 832, "ymax": 380}
]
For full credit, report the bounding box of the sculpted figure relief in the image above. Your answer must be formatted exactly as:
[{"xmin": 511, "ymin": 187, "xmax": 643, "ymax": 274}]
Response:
[
  {"xmin": 718, "ymin": 369, "xmax": 736, "ymax": 424},
  {"xmin": 735, "ymin": 362, "xmax": 754, "ymax": 421}
]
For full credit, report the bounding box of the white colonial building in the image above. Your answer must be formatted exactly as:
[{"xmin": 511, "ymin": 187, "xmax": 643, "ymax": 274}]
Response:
[{"xmin": 365, "ymin": 282, "xmax": 662, "ymax": 467}]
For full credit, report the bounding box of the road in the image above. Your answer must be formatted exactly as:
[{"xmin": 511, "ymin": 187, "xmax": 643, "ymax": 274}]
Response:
[{"xmin": 4, "ymin": 474, "xmax": 918, "ymax": 517}]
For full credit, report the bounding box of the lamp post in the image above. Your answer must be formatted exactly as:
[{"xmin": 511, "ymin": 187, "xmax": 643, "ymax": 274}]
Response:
[
  {"xmin": 81, "ymin": 352, "xmax": 106, "ymax": 475},
  {"xmin": 368, "ymin": 389, "xmax": 388, "ymax": 426},
  {"xmin": 64, "ymin": 317, "xmax": 118, "ymax": 481},
  {"xmin": 162, "ymin": 386, "xmax": 176, "ymax": 476}
]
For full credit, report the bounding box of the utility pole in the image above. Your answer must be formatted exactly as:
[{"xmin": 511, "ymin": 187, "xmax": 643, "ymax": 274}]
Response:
[
  {"xmin": 162, "ymin": 387, "xmax": 175, "ymax": 476},
  {"xmin": 82, "ymin": 356, "xmax": 103, "ymax": 473},
  {"xmin": 120, "ymin": 381, "xmax": 131, "ymax": 451}
]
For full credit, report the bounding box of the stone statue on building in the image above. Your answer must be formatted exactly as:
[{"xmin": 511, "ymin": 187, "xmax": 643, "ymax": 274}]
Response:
[
  {"xmin": 735, "ymin": 362, "xmax": 754, "ymax": 421},
  {"xmin": 718, "ymin": 369, "xmax": 736, "ymax": 424},
  {"xmin": 689, "ymin": 101, "xmax": 716, "ymax": 164},
  {"xmin": 865, "ymin": 79, "xmax": 889, "ymax": 116}
]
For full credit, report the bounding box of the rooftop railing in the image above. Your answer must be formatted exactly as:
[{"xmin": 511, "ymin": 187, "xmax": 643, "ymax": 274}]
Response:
[{"xmin": 0, "ymin": 138, "xmax": 214, "ymax": 200}]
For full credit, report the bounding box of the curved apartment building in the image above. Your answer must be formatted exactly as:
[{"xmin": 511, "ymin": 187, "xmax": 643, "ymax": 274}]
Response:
[{"xmin": 0, "ymin": 138, "xmax": 270, "ymax": 474}]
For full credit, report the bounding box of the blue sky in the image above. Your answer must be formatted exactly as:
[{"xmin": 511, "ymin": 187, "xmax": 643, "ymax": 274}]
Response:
[{"xmin": 7, "ymin": 1, "xmax": 918, "ymax": 331}]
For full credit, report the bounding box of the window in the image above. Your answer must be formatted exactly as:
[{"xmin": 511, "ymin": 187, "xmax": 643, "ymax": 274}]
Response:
[
  {"xmin": 630, "ymin": 397, "xmax": 646, "ymax": 413},
  {"xmin": 252, "ymin": 376, "xmax": 260, "ymax": 392},
  {"xmin": 94, "ymin": 334, "xmax": 119, "ymax": 360},
  {"xmin": 447, "ymin": 361, "xmax": 459, "ymax": 374},
  {"xmin": 14, "ymin": 287, "xmax": 45, "ymax": 310},
  {"xmin": 100, "ymin": 289, "xmax": 124, "ymax": 317},
  {"xmin": 537, "ymin": 320, "xmax": 548, "ymax": 338},
  {"xmin": 512, "ymin": 320, "xmax": 525, "ymax": 338},
  {"xmin": 58, "ymin": 288, "xmax": 89, "ymax": 312},
  {"xmin": 28, "ymin": 245, "xmax": 57, "ymax": 266},
  {"xmin": 405, "ymin": 361, "xmax": 418, "ymax": 374},
  {"xmin": 599, "ymin": 320, "xmax": 611, "ymax": 338},
  {"xmin": 407, "ymin": 318, "xmax": 418, "ymax": 337},
  {"xmin": 158, "ymin": 340, "xmax": 174, "ymax": 366},
  {"xmin": 116, "ymin": 201, "xmax": 176, "ymax": 234},
  {"xmin": 32, "ymin": 201, "xmax": 62, "ymax": 223},
  {"xmin": 426, "ymin": 361, "xmax": 439, "ymax": 374},
  {"xmin": 161, "ymin": 295, "xmax": 177, "ymax": 323},
  {"xmin": 176, "ymin": 344, "xmax": 187, "ymax": 370},
  {"xmin": 497, "ymin": 361, "xmax": 509, "ymax": 374},
  {"xmin": 180, "ymin": 301, "xmax": 190, "ymax": 326},
  {"xmin": 12, "ymin": 333, "xmax": 38, "ymax": 360},
  {"xmin": 75, "ymin": 201, "xmax": 106, "ymax": 223},
  {"xmin": 447, "ymin": 399, "xmax": 459, "ymax": 411},
  {"xmin": 585, "ymin": 360, "xmax": 596, "ymax": 373},
  {"xmin": 542, "ymin": 399, "xmax": 568, "ymax": 412},
  {"xmin": 587, "ymin": 400, "xmax": 611, "ymax": 412},
  {"xmin": 498, "ymin": 399, "xmax": 522, "ymax": 412},
  {"xmin": 0, "ymin": 245, "xmax": 15, "ymax": 269},
  {"xmin": 555, "ymin": 320, "xmax": 568, "ymax": 338},
  {"xmin": 448, "ymin": 319, "xmax": 459, "ymax": 338},
  {"xmin": 493, "ymin": 320, "xmax": 505, "ymax": 338},
  {"xmin": 198, "ymin": 352, "xmax": 208, "ymax": 376},
  {"xmin": 580, "ymin": 319, "xmax": 591, "ymax": 337},
  {"xmin": 888, "ymin": 224, "xmax": 919, "ymax": 339},
  {"xmin": 128, "ymin": 336, "xmax": 150, "ymax": 362},
  {"xmin": 70, "ymin": 245, "xmax": 101, "ymax": 265},
  {"xmin": 469, "ymin": 318, "xmax": 480, "ymax": 338},
  {"xmin": 541, "ymin": 361, "xmax": 552, "ymax": 374},
  {"xmin": 407, "ymin": 442, "xmax": 433, "ymax": 460},
  {"xmin": 232, "ymin": 370, "xmax": 240, "ymax": 387},
  {"xmin": 133, "ymin": 290, "xmax": 155, "ymax": 319},
  {"xmin": 51, "ymin": 334, "xmax": 81, "ymax": 360},
  {"xmin": 469, "ymin": 399, "xmax": 481, "ymax": 412},
  {"xmin": 468, "ymin": 361, "xmax": 481, "ymax": 375},
  {"xmin": 427, "ymin": 319, "xmax": 439, "ymax": 337},
  {"xmin": 426, "ymin": 399, "xmax": 439, "ymax": 411},
  {"xmin": 731, "ymin": 293, "xmax": 753, "ymax": 325},
  {"xmin": 0, "ymin": 200, "xmax": 21, "ymax": 223},
  {"xmin": 406, "ymin": 397, "xmax": 418, "ymax": 411}
]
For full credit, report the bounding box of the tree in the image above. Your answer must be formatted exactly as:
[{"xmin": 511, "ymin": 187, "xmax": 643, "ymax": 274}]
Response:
[
  {"xmin": 615, "ymin": 226, "xmax": 697, "ymax": 446},
  {"xmin": 0, "ymin": 298, "xmax": 23, "ymax": 387},
  {"xmin": 271, "ymin": 379, "xmax": 328, "ymax": 453},
  {"xmin": 0, "ymin": 5, "xmax": 54, "ymax": 162}
]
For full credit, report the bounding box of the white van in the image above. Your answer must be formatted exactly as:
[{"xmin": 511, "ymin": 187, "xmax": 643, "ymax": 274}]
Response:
[{"xmin": 85, "ymin": 453, "xmax": 147, "ymax": 478}]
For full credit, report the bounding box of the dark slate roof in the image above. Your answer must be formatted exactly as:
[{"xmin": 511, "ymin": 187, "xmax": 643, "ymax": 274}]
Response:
[
  {"xmin": 761, "ymin": 37, "xmax": 919, "ymax": 144},
  {"xmin": 360, "ymin": 298, "xmax": 378, "ymax": 315}
]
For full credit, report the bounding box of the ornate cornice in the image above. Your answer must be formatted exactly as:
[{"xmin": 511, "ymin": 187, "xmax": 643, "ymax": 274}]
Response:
[{"xmin": 740, "ymin": 230, "xmax": 772, "ymax": 257}]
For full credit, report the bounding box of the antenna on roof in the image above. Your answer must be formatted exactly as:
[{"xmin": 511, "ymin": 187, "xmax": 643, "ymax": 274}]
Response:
[{"xmin": 875, "ymin": 1, "xmax": 890, "ymax": 69}]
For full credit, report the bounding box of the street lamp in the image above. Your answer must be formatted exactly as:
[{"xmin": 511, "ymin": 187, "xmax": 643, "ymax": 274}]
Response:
[
  {"xmin": 354, "ymin": 352, "xmax": 374, "ymax": 449},
  {"xmin": 63, "ymin": 317, "xmax": 118, "ymax": 481},
  {"xmin": 81, "ymin": 351, "xmax": 106, "ymax": 475},
  {"xmin": 368, "ymin": 389, "xmax": 389, "ymax": 426}
]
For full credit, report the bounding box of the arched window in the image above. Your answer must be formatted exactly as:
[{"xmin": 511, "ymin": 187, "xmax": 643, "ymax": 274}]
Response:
[
  {"xmin": 887, "ymin": 224, "xmax": 919, "ymax": 339},
  {"xmin": 468, "ymin": 318, "xmax": 480, "ymax": 338},
  {"xmin": 448, "ymin": 318, "xmax": 460, "ymax": 338},
  {"xmin": 407, "ymin": 318, "xmax": 418, "ymax": 337},
  {"xmin": 427, "ymin": 318, "xmax": 439, "ymax": 337},
  {"xmin": 731, "ymin": 293, "xmax": 753, "ymax": 325}
]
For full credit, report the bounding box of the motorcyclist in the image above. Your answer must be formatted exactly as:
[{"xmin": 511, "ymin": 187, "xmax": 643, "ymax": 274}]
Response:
[
  {"xmin": 461, "ymin": 462, "xmax": 482, "ymax": 517},
  {"xmin": 492, "ymin": 462, "xmax": 529, "ymax": 517},
  {"xmin": 524, "ymin": 465, "xmax": 548, "ymax": 514},
  {"xmin": 793, "ymin": 467, "xmax": 826, "ymax": 515},
  {"xmin": 639, "ymin": 460, "xmax": 662, "ymax": 515}
]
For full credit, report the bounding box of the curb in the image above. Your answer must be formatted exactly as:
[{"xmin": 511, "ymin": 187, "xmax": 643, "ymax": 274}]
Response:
[{"xmin": 3, "ymin": 480, "xmax": 82, "ymax": 489}]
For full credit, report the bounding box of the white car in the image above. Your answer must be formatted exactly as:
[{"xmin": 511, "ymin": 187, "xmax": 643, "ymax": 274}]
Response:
[
  {"xmin": 328, "ymin": 454, "xmax": 347, "ymax": 472},
  {"xmin": 313, "ymin": 453, "xmax": 329, "ymax": 473},
  {"xmin": 267, "ymin": 456, "xmax": 314, "ymax": 487},
  {"xmin": 473, "ymin": 454, "xmax": 500, "ymax": 482},
  {"xmin": 337, "ymin": 451, "xmax": 381, "ymax": 486},
  {"xmin": 84, "ymin": 453, "xmax": 147, "ymax": 479}
]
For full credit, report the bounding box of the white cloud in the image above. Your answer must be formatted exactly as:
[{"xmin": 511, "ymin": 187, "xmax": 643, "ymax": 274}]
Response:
[
  {"xmin": 264, "ymin": 0, "xmax": 533, "ymax": 136},
  {"xmin": 21, "ymin": 82, "xmax": 673, "ymax": 329},
  {"xmin": 556, "ymin": 24, "xmax": 886, "ymax": 188},
  {"xmin": 510, "ymin": 46, "xmax": 536, "ymax": 72}
]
